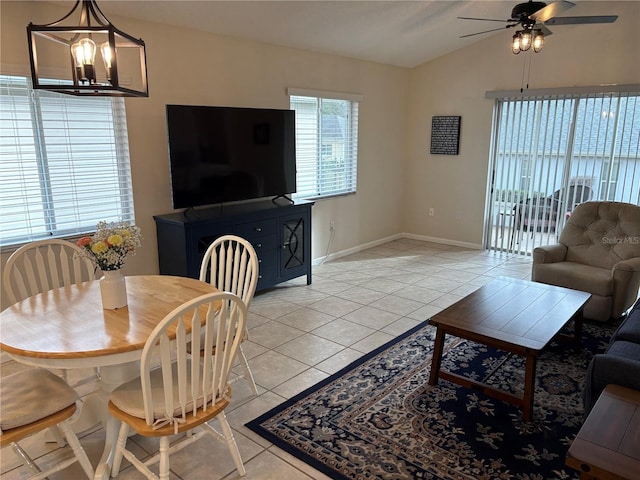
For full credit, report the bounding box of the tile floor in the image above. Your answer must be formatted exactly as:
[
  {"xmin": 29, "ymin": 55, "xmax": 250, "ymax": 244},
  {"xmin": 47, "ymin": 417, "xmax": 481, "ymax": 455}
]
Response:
[{"xmin": 0, "ymin": 238, "xmax": 534, "ymax": 480}]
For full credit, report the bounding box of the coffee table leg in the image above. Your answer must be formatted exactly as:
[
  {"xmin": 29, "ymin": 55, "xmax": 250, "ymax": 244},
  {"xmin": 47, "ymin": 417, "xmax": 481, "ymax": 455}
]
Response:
[
  {"xmin": 523, "ymin": 354, "xmax": 537, "ymax": 421},
  {"xmin": 573, "ymin": 311, "xmax": 583, "ymax": 353},
  {"xmin": 429, "ymin": 327, "xmax": 445, "ymax": 386}
]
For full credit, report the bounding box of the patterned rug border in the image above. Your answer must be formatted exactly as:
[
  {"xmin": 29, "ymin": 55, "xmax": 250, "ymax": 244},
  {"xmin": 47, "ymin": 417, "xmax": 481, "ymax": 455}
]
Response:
[{"xmin": 246, "ymin": 319, "xmax": 434, "ymax": 480}]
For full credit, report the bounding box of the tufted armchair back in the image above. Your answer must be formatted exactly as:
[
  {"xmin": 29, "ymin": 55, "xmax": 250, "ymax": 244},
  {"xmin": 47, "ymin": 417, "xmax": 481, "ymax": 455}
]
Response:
[{"xmin": 560, "ymin": 201, "xmax": 640, "ymax": 270}]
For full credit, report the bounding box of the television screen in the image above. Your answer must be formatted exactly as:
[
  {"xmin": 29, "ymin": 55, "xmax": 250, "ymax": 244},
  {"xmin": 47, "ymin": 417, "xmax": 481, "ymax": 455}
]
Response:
[{"xmin": 166, "ymin": 104, "xmax": 296, "ymax": 209}]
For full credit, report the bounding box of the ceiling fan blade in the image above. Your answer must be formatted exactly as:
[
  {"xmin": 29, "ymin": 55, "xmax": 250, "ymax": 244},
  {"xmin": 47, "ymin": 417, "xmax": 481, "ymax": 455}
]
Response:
[
  {"xmin": 538, "ymin": 24, "xmax": 553, "ymax": 36},
  {"xmin": 545, "ymin": 15, "xmax": 618, "ymax": 25},
  {"xmin": 460, "ymin": 26, "xmax": 513, "ymax": 39},
  {"xmin": 530, "ymin": 0, "xmax": 576, "ymax": 23},
  {"xmin": 457, "ymin": 16, "xmax": 512, "ymax": 23}
]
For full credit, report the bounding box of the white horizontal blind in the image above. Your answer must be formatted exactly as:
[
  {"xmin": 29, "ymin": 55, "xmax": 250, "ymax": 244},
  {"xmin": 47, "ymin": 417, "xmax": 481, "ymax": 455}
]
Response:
[
  {"xmin": 488, "ymin": 92, "xmax": 640, "ymax": 254},
  {"xmin": 0, "ymin": 75, "xmax": 135, "ymax": 247},
  {"xmin": 289, "ymin": 92, "xmax": 359, "ymax": 200}
]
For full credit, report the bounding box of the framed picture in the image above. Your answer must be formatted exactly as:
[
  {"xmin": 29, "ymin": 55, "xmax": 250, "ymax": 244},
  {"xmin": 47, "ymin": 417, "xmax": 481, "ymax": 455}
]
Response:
[{"xmin": 430, "ymin": 116, "xmax": 461, "ymax": 155}]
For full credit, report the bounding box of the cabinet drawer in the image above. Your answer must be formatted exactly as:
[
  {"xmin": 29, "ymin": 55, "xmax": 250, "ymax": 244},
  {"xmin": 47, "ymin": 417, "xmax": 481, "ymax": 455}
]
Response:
[
  {"xmin": 255, "ymin": 255, "xmax": 277, "ymax": 290},
  {"xmin": 234, "ymin": 219, "xmax": 276, "ymax": 239},
  {"xmin": 250, "ymin": 234, "xmax": 277, "ymax": 254}
]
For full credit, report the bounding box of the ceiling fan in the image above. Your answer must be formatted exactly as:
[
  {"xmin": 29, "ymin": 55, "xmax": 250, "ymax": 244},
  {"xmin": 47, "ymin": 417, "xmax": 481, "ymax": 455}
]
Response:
[{"xmin": 459, "ymin": 0, "xmax": 618, "ymax": 54}]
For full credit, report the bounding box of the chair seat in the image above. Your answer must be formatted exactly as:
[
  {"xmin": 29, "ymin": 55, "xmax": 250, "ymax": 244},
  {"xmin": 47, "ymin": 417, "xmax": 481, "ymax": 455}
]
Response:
[
  {"xmin": 108, "ymin": 392, "xmax": 229, "ymax": 437},
  {"xmin": 0, "ymin": 368, "xmax": 94, "ymax": 479},
  {"xmin": 0, "ymin": 369, "xmax": 77, "ymax": 432},
  {"xmin": 109, "ymin": 363, "xmax": 231, "ymax": 427},
  {"xmin": 533, "ymin": 261, "xmax": 613, "ymax": 297}
]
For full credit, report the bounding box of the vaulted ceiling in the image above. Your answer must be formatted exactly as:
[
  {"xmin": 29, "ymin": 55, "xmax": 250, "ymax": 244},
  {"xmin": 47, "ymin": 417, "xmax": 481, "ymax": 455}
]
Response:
[{"xmin": 89, "ymin": 0, "xmax": 623, "ymax": 68}]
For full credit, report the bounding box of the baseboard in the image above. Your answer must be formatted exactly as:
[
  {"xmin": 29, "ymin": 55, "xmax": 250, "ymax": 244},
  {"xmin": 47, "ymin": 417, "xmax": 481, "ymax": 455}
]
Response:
[
  {"xmin": 403, "ymin": 233, "xmax": 482, "ymax": 250},
  {"xmin": 313, "ymin": 233, "xmax": 404, "ymax": 265},
  {"xmin": 313, "ymin": 233, "xmax": 481, "ymax": 265}
]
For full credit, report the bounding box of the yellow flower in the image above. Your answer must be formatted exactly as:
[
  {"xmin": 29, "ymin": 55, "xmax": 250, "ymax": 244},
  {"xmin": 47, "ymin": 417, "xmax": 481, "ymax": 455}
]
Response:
[
  {"xmin": 107, "ymin": 234, "xmax": 124, "ymax": 247},
  {"xmin": 91, "ymin": 241, "xmax": 109, "ymax": 254}
]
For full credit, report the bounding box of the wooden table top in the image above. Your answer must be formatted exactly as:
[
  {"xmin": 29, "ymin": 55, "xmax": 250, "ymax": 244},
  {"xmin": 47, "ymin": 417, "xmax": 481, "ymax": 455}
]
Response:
[
  {"xmin": 566, "ymin": 384, "xmax": 640, "ymax": 479},
  {"xmin": 0, "ymin": 275, "xmax": 218, "ymax": 360},
  {"xmin": 428, "ymin": 276, "xmax": 591, "ymax": 351}
]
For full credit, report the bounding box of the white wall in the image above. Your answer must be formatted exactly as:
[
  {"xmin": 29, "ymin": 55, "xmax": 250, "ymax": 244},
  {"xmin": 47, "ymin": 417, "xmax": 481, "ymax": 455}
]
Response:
[
  {"xmin": 0, "ymin": 1, "xmax": 410, "ymax": 278},
  {"xmin": 405, "ymin": 1, "xmax": 640, "ymax": 247},
  {"xmin": 1, "ymin": 1, "xmax": 638, "ymax": 285}
]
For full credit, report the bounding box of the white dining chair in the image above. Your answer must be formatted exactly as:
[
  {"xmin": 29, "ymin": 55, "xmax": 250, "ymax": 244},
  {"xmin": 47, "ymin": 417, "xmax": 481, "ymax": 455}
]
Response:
[
  {"xmin": 199, "ymin": 235, "xmax": 259, "ymax": 395},
  {"xmin": 0, "ymin": 368, "xmax": 95, "ymax": 480},
  {"xmin": 2, "ymin": 239, "xmax": 98, "ymax": 387},
  {"xmin": 3, "ymin": 238, "xmax": 96, "ymax": 305},
  {"xmin": 107, "ymin": 292, "xmax": 247, "ymax": 479}
]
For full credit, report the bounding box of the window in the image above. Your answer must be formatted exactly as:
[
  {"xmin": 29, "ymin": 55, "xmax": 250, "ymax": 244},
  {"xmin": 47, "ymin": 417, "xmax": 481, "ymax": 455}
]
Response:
[
  {"xmin": 288, "ymin": 88, "xmax": 360, "ymax": 200},
  {"xmin": 0, "ymin": 75, "xmax": 135, "ymax": 248},
  {"xmin": 487, "ymin": 89, "xmax": 640, "ymax": 254}
]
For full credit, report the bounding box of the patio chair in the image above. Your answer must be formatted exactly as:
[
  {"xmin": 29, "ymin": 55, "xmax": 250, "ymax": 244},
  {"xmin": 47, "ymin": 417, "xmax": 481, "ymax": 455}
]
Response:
[{"xmin": 510, "ymin": 184, "xmax": 592, "ymax": 247}]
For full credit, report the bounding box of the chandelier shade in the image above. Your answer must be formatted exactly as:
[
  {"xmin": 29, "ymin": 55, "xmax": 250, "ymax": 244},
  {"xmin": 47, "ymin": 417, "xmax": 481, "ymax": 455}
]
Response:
[{"xmin": 27, "ymin": 0, "xmax": 148, "ymax": 97}]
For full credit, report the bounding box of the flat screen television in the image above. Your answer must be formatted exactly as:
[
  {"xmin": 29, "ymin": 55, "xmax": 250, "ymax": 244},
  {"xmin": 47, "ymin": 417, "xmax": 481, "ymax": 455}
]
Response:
[{"xmin": 166, "ymin": 104, "xmax": 296, "ymax": 209}]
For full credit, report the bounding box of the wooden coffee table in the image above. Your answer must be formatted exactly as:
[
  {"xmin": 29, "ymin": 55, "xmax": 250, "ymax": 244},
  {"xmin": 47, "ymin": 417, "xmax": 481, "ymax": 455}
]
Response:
[
  {"xmin": 428, "ymin": 276, "xmax": 591, "ymax": 421},
  {"xmin": 566, "ymin": 384, "xmax": 640, "ymax": 480}
]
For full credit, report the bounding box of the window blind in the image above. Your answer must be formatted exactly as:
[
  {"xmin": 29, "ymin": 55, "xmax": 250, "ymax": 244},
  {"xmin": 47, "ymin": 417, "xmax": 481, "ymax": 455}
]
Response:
[
  {"xmin": 0, "ymin": 75, "xmax": 135, "ymax": 248},
  {"xmin": 487, "ymin": 92, "xmax": 640, "ymax": 254},
  {"xmin": 289, "ymin": 90, "xmax": 359, "ymax": 200}
]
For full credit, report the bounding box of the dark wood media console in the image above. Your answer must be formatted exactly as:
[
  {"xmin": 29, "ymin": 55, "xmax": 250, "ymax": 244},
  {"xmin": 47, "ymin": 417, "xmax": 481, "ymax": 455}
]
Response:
[{"xmin": 154, "ymin": 200, "xmax": 313, "ymax": 292}]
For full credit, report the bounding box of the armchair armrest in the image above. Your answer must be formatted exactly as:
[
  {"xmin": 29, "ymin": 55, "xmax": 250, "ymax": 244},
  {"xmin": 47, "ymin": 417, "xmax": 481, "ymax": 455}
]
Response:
[
  {"xmin": 612, "ymin": 257, "xmax": 640, "ymax": 317},
  {"xmin": 532, "ymin": 244, "xmax": 567, "ymax": 265}
]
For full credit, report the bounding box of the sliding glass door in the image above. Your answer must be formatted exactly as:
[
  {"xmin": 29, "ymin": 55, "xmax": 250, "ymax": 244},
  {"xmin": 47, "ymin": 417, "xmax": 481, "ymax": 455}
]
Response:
[{"xmin": 486, "ymin": 92, "xmax": 640, "ymax": 254}]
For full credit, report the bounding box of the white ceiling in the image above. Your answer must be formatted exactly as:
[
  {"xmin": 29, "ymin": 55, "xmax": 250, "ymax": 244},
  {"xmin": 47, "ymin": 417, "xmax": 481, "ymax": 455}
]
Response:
[{"xmin": 89, "ymin": 1, "xmax": 623, "ymax": 68}]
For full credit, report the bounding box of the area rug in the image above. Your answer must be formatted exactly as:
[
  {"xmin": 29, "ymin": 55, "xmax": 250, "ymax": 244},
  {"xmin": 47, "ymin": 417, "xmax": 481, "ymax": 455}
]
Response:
[{"xmin": 246, "ymin": 318, "xmax": 615, "ymax": 480}]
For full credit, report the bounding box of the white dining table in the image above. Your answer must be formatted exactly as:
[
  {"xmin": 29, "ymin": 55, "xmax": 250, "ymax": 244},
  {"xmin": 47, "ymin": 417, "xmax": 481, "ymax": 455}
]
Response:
[{"xmin": 0, "ymin": 274, "xmax": 218, "ymax": 480}]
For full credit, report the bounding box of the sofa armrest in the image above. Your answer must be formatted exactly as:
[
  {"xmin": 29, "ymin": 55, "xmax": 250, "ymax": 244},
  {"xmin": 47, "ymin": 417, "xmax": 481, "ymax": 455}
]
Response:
[
  {"xmin": 532, "ymin": 244, "xmax": 567, "ymax": 265},
  {"xmin": 584, "ymin": 353, "xmax": 640, "ymax": 415},
  {"xmin": 612, "ymin": 257, "xmax": 640, "ymax": 317}
]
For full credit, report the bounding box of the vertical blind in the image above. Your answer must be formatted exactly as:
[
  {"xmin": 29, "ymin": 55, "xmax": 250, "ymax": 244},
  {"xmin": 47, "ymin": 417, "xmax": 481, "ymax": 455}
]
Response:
[
  {"xmin": 0, "ymin": 75, "xmax": 135, "ymax": 248},
  {"xmin": 488, "ymin": 91, "xmax": 640, "ymax": 254},
  {"xmin": 288, "ymin": 89, "xmax": 360, "ymax": 200}
]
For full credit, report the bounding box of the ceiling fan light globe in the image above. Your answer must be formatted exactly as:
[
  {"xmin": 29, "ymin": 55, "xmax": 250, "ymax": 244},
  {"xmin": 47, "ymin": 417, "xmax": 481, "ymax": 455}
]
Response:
[
  {"xmin": 512, "ymin": 33, "xmax": 522, "ymax": 54},
  {"xmin": 520, "ymin": 31, "xmax": 532, "ymax": 51},
  {"xmin": 533, "ymin": 31, "xmax": 544, "ymax": 52}
]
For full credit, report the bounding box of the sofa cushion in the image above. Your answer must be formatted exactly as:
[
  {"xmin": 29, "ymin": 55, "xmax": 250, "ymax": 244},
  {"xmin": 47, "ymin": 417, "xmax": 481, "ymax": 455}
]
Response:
[
  {"xmin": 533, "ymin": 261, "xmax": 612, "ymax": 297},
  {"xmin": 611, "ymin": 298, "xmax": 640, "ymax": 343},
  {"xmin": 605, "ymin": 339, "xmax": 640, "ymax": 359}
]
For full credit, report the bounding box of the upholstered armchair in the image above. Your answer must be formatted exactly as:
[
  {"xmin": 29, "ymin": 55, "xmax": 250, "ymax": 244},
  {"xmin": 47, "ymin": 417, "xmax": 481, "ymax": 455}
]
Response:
[{"xmin": 532, "ymin": 201, "xmax": 640, "ymax": 322}]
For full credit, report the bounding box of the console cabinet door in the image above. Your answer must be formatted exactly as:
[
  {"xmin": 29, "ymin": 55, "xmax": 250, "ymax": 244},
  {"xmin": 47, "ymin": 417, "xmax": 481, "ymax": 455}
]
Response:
[{"xmin": 279, "ymin": 211, "xmax": 311, "ymax": 284}]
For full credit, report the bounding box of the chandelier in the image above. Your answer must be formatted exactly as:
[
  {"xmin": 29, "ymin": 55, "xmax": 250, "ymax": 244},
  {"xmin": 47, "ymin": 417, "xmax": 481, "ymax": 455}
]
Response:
[
  {"xmin": 511, "ymin": 28, "xmax": 544, "ymax": 54},
  {"xmin": 27, "ymin": 0, "xmax": 148, "ymax": 97}
]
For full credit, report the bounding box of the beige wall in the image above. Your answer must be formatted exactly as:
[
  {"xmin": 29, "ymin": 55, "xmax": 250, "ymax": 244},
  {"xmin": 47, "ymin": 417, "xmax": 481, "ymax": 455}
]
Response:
[
  {"xmin": 1, "ymin": 1, "xmax": 409, "ymax": 279},
  {"xmin": 405, "ymin": 1, "xmax": 640, "ymax": 247},
  {"xmin": 1, "ymin": 1, "xmax": 639, "ymax": 285}
]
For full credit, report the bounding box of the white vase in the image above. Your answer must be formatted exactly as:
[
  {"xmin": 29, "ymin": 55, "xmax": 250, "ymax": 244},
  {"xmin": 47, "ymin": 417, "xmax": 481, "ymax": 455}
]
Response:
[{"xmin": 100, "ymin": 269, "xmax": 128, "ymax": 309}]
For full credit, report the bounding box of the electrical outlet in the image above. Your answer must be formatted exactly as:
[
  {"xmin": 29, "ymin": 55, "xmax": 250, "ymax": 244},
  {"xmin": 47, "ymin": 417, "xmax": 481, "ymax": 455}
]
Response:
[
  {"xmin": 330, "ymin": 220, "xmax": 336, "ymax": 231},
  {"xmin": 429, "ymin": 208, "xmax": 435, "ymax": 217}
]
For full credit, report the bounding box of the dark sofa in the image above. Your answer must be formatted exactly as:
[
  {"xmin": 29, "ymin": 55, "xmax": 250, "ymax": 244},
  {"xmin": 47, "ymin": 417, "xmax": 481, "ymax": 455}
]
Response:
[{"xmin": 583, "ymin": 296, "xmax": 640, "ymax": 415}]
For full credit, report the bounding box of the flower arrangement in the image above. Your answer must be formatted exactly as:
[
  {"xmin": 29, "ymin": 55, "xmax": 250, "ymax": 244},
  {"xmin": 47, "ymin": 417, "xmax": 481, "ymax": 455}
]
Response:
[{"xmin": 77, "ymin": 221, "xmax": 142, "ymax": 271}]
